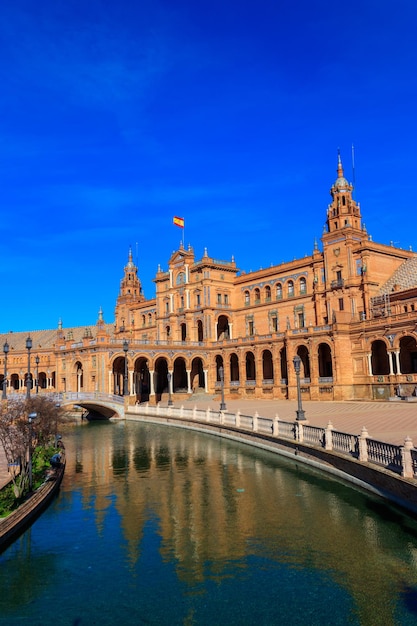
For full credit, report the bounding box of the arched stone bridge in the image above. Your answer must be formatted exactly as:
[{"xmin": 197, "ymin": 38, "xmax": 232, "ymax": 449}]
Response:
[{"xmin": 58, "ymin": 392, "xmax": 125, "ymax": 420}]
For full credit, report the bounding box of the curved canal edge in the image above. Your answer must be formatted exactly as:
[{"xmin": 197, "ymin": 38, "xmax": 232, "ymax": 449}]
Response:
[
  {"xmin": 0, "ymin": 460, "xmax": 66, "ymax": 554},
  {"xmin": 124, "ymin": 409, "xmax": 417, "ymax": 517}
]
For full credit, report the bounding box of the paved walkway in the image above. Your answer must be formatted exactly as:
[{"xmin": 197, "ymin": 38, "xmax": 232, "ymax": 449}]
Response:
[{"xmin": 1, "ymin": 398, "xmax": 416, "ymax": 490}]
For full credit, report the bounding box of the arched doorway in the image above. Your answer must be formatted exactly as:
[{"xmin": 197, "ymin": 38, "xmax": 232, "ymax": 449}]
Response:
[
  {"xmin": 399, "ymin": 336, "xmax": 417, "ymax": 374},
  {"xmin": 112, "ymin": 357, "xmax": 125, "ymax": 395},
  {"xmin": 38, "ymin": 371, "xmax": 47, "ymax": 389},
  {"xmin": 134, "ymin": 357, "xmax": 150, "ymax": 403},
  {"xmin": 371, "ymin": 340, "xmax": 389, "ymax": 375},
  {"xmin": 295, "ymin": 346, "xmax": 310, "ymax": 380},
  {"xmin": 191, "ymin": 357, "xmax": 205, "ymax": 392},
  {"xmin": 217, "ymin": 315, "xmax": 230, "ymax": 340},
  {"xmin": 280, "ymin": 347, "xmax": 288, "ymax": 384},
  {"xmin": 262, "ymin": 350, "xmax": 274, "ymax": 381},
  {"xmin": 173, "ymin": 357, "xmax": 187, "ymax": 391},
  {"xmin": 245, "ymin": 351, "xmax": 256, "ymax": 381},
  {"xmin": 230, "ymin": 353, "xmax": 239, "ymax": 382},
  {"xmin": 11, "ymin": 373, "xmax": 19, "ymax": 391},
  {"xmin": 154, "ymin": 357, "xmax": 168, "ymax": 403},
  {"xmin": 318, "ymin": 343, "xmax": 333, "ymax": 378},
  {"xmin": 215, "ymin": 354, "xmax": 224, "ymax": 380},
  {"xmin": 74, "ymin": 361, "xmax": 84, "ymax": 393}
]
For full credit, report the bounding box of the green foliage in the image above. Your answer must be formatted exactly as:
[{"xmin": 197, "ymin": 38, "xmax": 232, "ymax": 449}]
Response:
[
  {"xmin": 0, "ymin": 483, "xmax": 21, "ymax": 517},
  {"xmin": 0, "ymin": 445, "xmax": 61, "ymax": 515},
  {"xmin": 32, "ymin": 445, "xmax": 58, "ymax": 490}
]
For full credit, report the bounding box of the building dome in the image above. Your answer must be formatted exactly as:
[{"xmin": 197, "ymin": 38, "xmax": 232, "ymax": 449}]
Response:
[
  {"xmin": 333, "ymin": 175, "xmax": 350, "ymax": 191},
  {"xmin": 330, "ymin": 153, "xmax": 352, "ymax": 194}
]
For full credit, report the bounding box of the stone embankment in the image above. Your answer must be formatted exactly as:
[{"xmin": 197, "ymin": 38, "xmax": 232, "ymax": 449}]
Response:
[
  {"xmin": 126, "ymin": 403, "xmax": 417, "ymax": 517},
  {"xmin": 0, "ymin": 457, "xmax": 66, "ymax": 554}
]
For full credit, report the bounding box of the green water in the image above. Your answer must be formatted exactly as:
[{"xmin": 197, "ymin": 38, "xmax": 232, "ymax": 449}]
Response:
[{"xmin": 1, "ymin": 420, "xmax": 417, "ymax": 625}]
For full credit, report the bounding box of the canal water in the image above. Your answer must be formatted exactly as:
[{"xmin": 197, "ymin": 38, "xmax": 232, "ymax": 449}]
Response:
[{"xmin": 1, "ymin": 420, "xmax": 417, "ymax": 625}]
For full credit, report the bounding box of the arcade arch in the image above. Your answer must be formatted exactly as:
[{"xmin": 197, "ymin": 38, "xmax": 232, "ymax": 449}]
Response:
[
  {"xmin": 217, "ymin": 315, "xmax": 230, "ymax": 340},
  {"xmin": 399, "ymin": 336, "xmax": 417, "ymax": 374},
  {"xmin": 370, "ymin": 340, "xmax": 389, "ymax": 376},
  {"xmin": 134, "ymin": 356, "xmax": 150, "ymax": 402},
  {"xmin": 262, "ymin": 350, "xmax": 274, "ymax": 381},
  {"xmin": 318, "ymin": 343, "xmax": 333, "ymax": 378}
]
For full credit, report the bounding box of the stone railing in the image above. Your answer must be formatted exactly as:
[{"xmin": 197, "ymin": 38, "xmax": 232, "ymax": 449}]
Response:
[{"xmin": 127, "ymin": 404, "xmax": 417, "ymax": 480}]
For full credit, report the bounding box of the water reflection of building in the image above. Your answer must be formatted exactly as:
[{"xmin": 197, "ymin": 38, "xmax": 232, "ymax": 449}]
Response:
[
  {"xmin": 2, "ymin": 154, "xmax": 417, "ymax": 402},
  {"xmin": 64, "ymin": 424, "xmax": 417, "ymax": 625}
]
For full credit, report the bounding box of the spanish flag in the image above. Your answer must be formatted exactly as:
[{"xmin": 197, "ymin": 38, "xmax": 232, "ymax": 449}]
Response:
[{"xmin": 173, "ymin": 216, "xmax": 185, "ymax": 228}]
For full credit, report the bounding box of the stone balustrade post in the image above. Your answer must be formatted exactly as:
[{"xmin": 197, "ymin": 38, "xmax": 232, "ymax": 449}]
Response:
[
  {"xmin": 401, "ymin": 436, "xmax": 414, "ymax": 479},
  {"xmin": 359, "ymin": 427, "xmax": 369, "ymax": 462},
  {"xmin": 296, "ymin": 421, "xmax": 304, "ymax": 442},
  {"xmin": 236, "ymin": 411, "xmax": 241, "ymax": 429},
  {"xmin": 325, "ymin": 421, "xmax": 333, "ymax": 450},
  {"xmin": 220, "ymin": 410, "xmax": 224, "ymax": 425},
  {"xmin": 206, "ymin": 407, "xmax": 211, "ymax": 422},
  {"xmin": 180, "ymin": 405, "xmax": 184, "ymax": 418},
  {"xmin": 273, "ymin": 414, "xmax": 279, "ymax": 437},
  {"xmin": 253, "ymin": 411, "xmax": 259, "ymax": 433},
  {"xmin": 193, "ymin": 405, "xmax": 197, "ymax": 419}
]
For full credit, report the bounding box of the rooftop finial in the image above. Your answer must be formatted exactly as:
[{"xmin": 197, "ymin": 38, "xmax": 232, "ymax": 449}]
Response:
[{"xmin": 337, "ymin": 149, "xmax": 343, "ymax": 178}]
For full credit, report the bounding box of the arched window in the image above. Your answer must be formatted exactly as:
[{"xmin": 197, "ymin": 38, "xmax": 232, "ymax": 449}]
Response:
[
  {"xmin": 299, "ymin": 277, "xmax": 307, "ymax": 295},
  {"xmin": 288, "ymin": 281, "xmax": 294, "ymax": 297},
  {"xmin": 265, "ymin": 285, "xmax": 271, "ymax": 302},
  {"xmin": 254, "ymin": 288, "xmax": 260, "ymax": 304},
  {"xmin": 262, "ymin": 350, "xmax": 274, "ymax": 381},
  {"xmin": 230, "ymin": 353, "xmax": 239, "ymax": 382},
  {"xmin": 244, "ymin": 290, "xmax": 250, "ymax": 306},
  {"xmin": 276, "ymin": 283, "xmax": 282, "ymax": 299}
]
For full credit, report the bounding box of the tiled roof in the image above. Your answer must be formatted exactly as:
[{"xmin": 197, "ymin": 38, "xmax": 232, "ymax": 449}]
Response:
[
  {"xmin": 0, "ymin": 324, "xmax": 114, "ymax": 352},
  {"xmin": 379, "ymin": 257, "xmax": 417, "ymax": 294}
]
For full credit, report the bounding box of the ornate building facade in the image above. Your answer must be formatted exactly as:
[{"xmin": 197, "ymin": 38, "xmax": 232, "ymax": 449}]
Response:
[{"xmin": 2, "ymin": 155, "xmax": 417, "ymax": 403}]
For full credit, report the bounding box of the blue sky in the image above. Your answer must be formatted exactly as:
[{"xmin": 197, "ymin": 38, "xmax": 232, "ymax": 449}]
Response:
[{"xmin": 1, "ymin": 0, "xmax": 416, "ymax": 332}]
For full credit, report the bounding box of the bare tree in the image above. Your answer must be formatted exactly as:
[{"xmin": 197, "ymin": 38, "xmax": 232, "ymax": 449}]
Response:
[{"xmin": 0, "ymin": 396, "xmax": 63, "ymax": 498}]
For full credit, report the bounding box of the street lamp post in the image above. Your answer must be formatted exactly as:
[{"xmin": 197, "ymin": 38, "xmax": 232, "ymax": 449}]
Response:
[
  {"xmin": 2, "ymin": 341, "xmax": 9, "ymax": 400},
  {"xmin": 167, "ymin": 372, "xmax": 173, "ymax": 406},
  {"xmin": 35, "ymin": 355, "xmax": 40, "ymax": 394},
  {"xmin": 219, "ymin": 365, "xmax": 226, "ymax": 411},
  {"xmin": 123, "ymin": 340, "xmax": 129, "ymax": 396},
  {"xmin": 293, "ymin": 355, "xmax": 306, "ymax": 421},
  {"xmin": 28, "ymin": 411, "xmax": 37, "ymax": 492},
  {"xmin": 26, "ymin": 336, "xmax": 32, "ymax": 400}
]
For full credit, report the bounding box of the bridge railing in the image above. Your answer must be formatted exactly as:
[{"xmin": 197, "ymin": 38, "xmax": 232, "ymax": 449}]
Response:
[
  {"xmin": 126, "ymin": 403, "xmax": 416, "ymax": 480},
  {"xmin": 59, "ymin": 392, "xmax": 125, "ymax": 405}
]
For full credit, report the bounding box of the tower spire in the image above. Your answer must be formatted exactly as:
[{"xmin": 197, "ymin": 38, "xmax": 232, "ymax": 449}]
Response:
[
  {"xmin": 324, "ymin": 151, "xmax": 362, "ymax": 236},
  {"xmin": 337, "ymin": 148, "xmax": 344, "ymax": 179}
]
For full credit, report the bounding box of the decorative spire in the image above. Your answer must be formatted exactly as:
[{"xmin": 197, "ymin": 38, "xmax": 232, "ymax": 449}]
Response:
[
  {"xmin": 98, "ymin": 306, "xmax": 103, "ymax": 321},
  {"xmin": 337, "ymin": 148, "xmax": 343, "ymax": 178},
  {"xmin": 58, "ymin": 318, "xmax": 62, "ymax": 330}
]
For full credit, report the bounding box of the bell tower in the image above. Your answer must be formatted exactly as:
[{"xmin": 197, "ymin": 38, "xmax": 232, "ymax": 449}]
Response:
[
  {"xmin": 118, "ymin": 247, "xmax": 143, "ymax": 303},
  {"xmin": 325, "ymin": 151, "xmax": 362, "ymax": 236}
]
